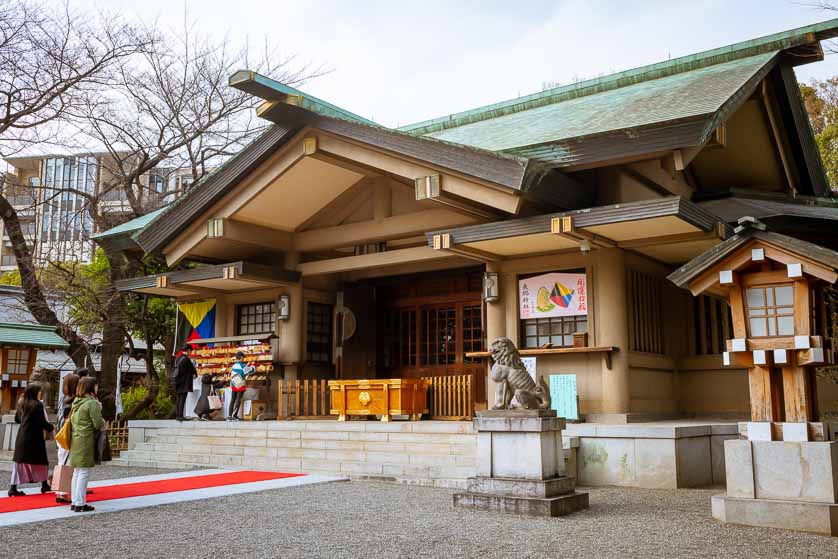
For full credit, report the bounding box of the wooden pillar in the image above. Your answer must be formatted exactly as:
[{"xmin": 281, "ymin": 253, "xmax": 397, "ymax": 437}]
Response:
[
  {"xmin": 747, "ymin": 365, "xmax": 784, "ymax": 421},
  {"xmin": 484, "ymin": 262, "xmax": 506, "ymax": 407},
  {"xmin": 596, "ymin": 249, "xmax": 631, "ymax": 416},
  {"xmin": 279, "ymin": 251, "xmax": 303, "ymax": 382},
  {"xmin": 781, "ymin": 365, "xmax": 816, "ymax": 422}
]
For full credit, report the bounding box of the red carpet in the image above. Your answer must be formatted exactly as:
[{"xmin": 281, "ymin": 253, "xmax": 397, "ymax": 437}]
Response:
[{"xmin": 0, "ymin": 471, "xmax": 303, "ymax": 514}]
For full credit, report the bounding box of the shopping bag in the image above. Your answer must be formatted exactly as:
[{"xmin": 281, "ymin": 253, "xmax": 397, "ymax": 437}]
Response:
[
  {"xmin": 208, "ymin": 389, "xmax": 223, "ymax": 411},
  {"xmin": 51, "ymin": 462, "xmax": 73, "ymax": 494}
]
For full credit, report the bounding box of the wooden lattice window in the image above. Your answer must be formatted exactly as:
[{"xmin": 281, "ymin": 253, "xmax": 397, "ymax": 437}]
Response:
[
  {"xmin": 520, "ymin": 315, "xmax": 587, "ymax": 349},
  {"xmin": 628, "ymin": 269, "xmax": 664, "ymax": 354},
  {"xmin": 306, "ymin": 302, "xmax": 332, "ymax": 364},
  {"xmin": 6, "ymin": 349, "xmax": 29, "ymax": 375},
  {"xmin": 421, "ymin": 306, "xmax": 457, "ymax": 365},
  {"xmin": 745, "ymin": 285, "xmax": 794, "ymax": 337},
  {"xmin": 463, "ymin": 304, "xmax": 484, "ymax": 363},
  {"xmin": 691, "ymin": 295, "xmax": 733, "ymax": 355},
  {"xmin": 236, "ymin": 302, "xmax": 276, "ymax": 335}
]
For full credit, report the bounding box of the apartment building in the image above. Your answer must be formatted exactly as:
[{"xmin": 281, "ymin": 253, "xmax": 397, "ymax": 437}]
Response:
[{"xmin": 0, "ymin": 153, "xmax": 196, "ymax": 270}]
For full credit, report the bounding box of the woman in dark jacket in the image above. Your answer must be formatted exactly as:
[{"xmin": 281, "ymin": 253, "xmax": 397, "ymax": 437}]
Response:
[
  {"xmin": 194, "ymin": 374, "xmax": 224, "ymax": 421},
  {"xmin": 8, "ymin": 384, "xmax": 54, "ymax": 496}
]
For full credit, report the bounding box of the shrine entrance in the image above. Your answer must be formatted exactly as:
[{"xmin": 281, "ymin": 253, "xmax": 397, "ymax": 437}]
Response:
[{"xmin": 339, "ymin": 266, "xmax": 488, "ymax": 409}]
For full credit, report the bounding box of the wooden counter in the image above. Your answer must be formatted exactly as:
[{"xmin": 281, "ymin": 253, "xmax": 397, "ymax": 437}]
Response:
[
  {"xmin": 328, "ymin": 378, "xmax": 428, "ymax": 422},
  {"xmin": 465, "ymin": 346, "xmax": 618, "ymax": 369}
]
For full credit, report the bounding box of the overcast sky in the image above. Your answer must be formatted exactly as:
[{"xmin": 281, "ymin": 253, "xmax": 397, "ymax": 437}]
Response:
[{"xmin": 66, "ymin": 0, "xmax": 838, "ymax": 128}]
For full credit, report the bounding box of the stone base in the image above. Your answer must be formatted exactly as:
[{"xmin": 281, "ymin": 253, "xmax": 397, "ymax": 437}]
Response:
[
  {"xmin": 466, "ymin": 475, "xmax": 577, "ymax": 498},
  {"xmin": 711, "ymin": 494, "xmax": 838, "ymax": 536},
  {"xmin": 454, "ymin": 490, "xmax": 589, "ymax": 517},
  {"xmin": 455, "ymin": 474, "xmax": 589, "ymax": 517}
]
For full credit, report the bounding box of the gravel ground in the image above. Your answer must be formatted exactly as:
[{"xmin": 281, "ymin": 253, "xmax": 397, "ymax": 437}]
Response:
[{"xmin": 0, "ymin": 465, "xmax": 836, "ymax": 559}]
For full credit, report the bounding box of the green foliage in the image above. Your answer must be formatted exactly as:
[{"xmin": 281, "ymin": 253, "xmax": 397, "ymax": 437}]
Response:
[
  {"xmin": 120, "ymin": 357, "xmax": 175, "ymax": 419},
  {"xmin": 0, "ymin": 270, "xmax": 21, "ymax": 286},
  {"xmin": 801, "ymin": 80, "xmax": 838, "ymax": 192}
]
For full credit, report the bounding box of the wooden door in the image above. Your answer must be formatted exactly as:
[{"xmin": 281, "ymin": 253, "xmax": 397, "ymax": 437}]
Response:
[
  {"xmin": 389, "ymin": 301, "xmax": 486, "ymax": 403},
  {"xmin": 340, "ymin": 284, "xmax": 377, "ymax": 379}
]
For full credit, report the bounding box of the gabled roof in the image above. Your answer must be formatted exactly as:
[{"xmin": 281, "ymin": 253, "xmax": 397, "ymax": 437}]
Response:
[
  {"xmin": 400, "ymin": 17, "xmax": 838, "ymax": 139},
  {"xmin": 410, "ymin": 52, "xmax": 777, "ymax": 164},
  {"xmin": 93, "ymin": 206, "xmax": 168, "ymax": 241},
  {"xmin": 133, "ymin": 124, "xmax": 301, "ymax": 254},
  {"xmin": 0, "ymin": 323, "xmax": 68, "ymax": 349},
  {"xmin": 699, "ymin": 191, "xmax": 838, "ymax": 223},
  {"xmin": 668, "ymin": 224, "xmax": 838, "ymax": 290},
  {"xmin": 229, "ymin": 71, "xmax": 380, "ymax": 127}
]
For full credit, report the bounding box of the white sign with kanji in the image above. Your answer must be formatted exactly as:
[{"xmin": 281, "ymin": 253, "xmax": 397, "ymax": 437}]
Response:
[{"xmin": 519, "ymin": 272, "xmax": 588, "ymax": 319}]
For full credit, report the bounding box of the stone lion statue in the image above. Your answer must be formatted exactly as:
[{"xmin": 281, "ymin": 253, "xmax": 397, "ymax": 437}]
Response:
[{"xmin": 489, "ymin": 337, "xmax": 551, "ymax": 410}]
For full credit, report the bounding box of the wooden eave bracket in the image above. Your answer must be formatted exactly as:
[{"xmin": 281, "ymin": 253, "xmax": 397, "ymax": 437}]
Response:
[
  {"xmin": 415, "ymin": 174, "xmax": 506, "ymax": 220},
  {"xmin": 550, "ymin": 216, "xmax": 616, "ymax": 249},
  {"xmin": 430, "ymin": 233, "xmax": 500, "ymax": 262}
]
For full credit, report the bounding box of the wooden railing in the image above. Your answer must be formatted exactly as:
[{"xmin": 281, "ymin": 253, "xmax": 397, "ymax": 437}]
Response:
[
  {"xmin": 422, "ymin": 374, "xmax": 473, "ymax": 420},
  {"xmin": 278, "ymin": 379, "xmax": 333, "ymax": 419},
  {"xmin": 108, "ymin": 420, "xmax": 129, "ymax": 455}
]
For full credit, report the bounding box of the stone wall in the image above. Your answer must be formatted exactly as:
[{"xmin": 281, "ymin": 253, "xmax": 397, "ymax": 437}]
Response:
[{"xmin": 119, "ymin": 420, "xmax": 480, "ymax": 488}]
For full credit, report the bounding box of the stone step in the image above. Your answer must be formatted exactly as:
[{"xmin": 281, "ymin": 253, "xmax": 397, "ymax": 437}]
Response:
[{"xmin": 110, "ymin": 457, "xmax": 199, "ymax": 470}]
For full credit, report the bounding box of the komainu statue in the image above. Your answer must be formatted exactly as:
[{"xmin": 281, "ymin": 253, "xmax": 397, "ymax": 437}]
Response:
[{"xmin": 489, "ymin": 337, "xmax": 551, "ymax": 410}]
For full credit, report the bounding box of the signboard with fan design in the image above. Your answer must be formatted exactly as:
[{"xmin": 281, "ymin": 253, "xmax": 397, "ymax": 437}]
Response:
[{"xmin": 519, "ymin": 272, "xmax": 587, "ymax": 319}]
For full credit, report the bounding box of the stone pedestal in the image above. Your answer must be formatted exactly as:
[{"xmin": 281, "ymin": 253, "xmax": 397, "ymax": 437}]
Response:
[
  {"xmin": 453, "ymin": 409, "xmax": 589, "ymax": 517},
  {"xmin": 712, "ymin": 437, "xmax": 838, "ymax": 535}
]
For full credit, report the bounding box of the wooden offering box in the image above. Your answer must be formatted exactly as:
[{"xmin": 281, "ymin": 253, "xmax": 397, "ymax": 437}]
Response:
[{"xmin": 328, "ymin": 379, "xmax": 428, "ymax": 422}]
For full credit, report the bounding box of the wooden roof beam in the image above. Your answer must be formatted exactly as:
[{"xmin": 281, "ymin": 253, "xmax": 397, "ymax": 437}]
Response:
[
  {"xmin": 295, "ymin": 208, "xmax": 478, "ymax": 253},
  {"xmin": 550, "ymin": 216, "xmax": 616, "ymax": 249},
  {"xmin": 297, "ymin": 246, "xmax": 457, "ymax": 276},
  {"xmin": 206, "ymin": 218, "xmax": 293, "ymax": 251},
  {"xmin": 430, "ymin": 233, "xmax": 501, "ymax": 263}
]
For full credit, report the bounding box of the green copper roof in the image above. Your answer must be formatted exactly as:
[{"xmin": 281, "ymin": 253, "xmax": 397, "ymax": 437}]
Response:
[
  {"xmin": 400, "ymin": 18, "xmax": 838, "ymax": 137},
  {"xmin": 93, "ymin": 206, "xmax": 168, "ymax": 241},
  {"xmin": 419, "ymin": 52, "xmax": 776, "ymax": 156},
  {"xmin": 0, "ymin": 323, "xmax": 68, "ymax": 349},
  {"xmin": 229, "ymin": 71, "xmax": 379, "ymax": 126}
]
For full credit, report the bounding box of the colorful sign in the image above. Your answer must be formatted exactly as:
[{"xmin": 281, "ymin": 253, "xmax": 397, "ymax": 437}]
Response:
[
  {"xmin": 176, "ymin": 299, "xmax": 217, "ymax": 348},
  {"xmin": 549, "ymin": 374, "xmax": 579, "ymax": 420},
  {"xmin": 519, "ymin": 272, "xmax": 587, "ymax": 319}
]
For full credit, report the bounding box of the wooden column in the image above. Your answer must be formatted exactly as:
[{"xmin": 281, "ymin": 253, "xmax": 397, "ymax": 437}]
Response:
[
  {"xmin": 748, "ymin": 365, "xmax": 784, "ymax": 421},
  {"xmin": 279, "ymin": 251, "xmax": 303, "ymax": 382},
  {"xmin": 781, "ymin": 365, "xmax": 816, "ymax": 422},
  {"xmin": 484, "ymin": 262, "xmax": 506, "ymax": 407},
  {"xmin": 596, "ymin": 249, "xmax": 631, "ymax": 416}
]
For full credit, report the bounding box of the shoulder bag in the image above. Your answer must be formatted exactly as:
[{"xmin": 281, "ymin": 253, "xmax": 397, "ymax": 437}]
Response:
[{"xmin": 55, "ymin": 409, "xmax": 73, "ymax": 450}]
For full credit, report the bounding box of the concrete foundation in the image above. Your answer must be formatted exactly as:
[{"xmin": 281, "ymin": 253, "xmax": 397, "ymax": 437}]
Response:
[
  {"xmin": 714, "ymin": 438, "xmax": 838, "ymax": 536},
  {"xmin": 567, "ymin": 421, "xmax": 738, "ymax": 488},
  {"xmin": 711, "ymin": 495, "xmax": 838, "ymax": 536}
]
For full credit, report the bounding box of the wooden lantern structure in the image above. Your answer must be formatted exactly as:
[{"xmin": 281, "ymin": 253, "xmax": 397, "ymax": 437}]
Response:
[{"xmin": 669, "ymin": 219, "xmax": 838, "ymax": 425}]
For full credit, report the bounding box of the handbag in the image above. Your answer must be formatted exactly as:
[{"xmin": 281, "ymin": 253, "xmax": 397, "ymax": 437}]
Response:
[
  {"xmin": 51, "ymin": 453, "xmax": 73, "ymax": 494},
  {"xmin": 55, "ymin": 410, "xmax": 72, "ymax": 450},
  {"xmin": 94, "ymin": 429, "xmax": 112, "ymax": 465},
  {"xmin": 231, "ymin": 373, "xmax": 246, "ymax": 389},
  {"xmin": 207, "ymin": 388, "xmax": 223, "ymax": 411}
]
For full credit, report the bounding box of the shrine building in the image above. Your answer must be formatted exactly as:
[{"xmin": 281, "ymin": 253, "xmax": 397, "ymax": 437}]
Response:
[{"xmin": 107, "ymin": 19, "xmax": 838, "ymax": 488}]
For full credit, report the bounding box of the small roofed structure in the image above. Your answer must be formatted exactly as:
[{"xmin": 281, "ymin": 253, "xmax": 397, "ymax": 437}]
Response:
[
  {"xmin": 0, "ymin": 323, "xmax": 69, "ymax": 413},
  {"xmin": 669, "ymin": 217, "xmax": 838, "ymax": 426}
]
